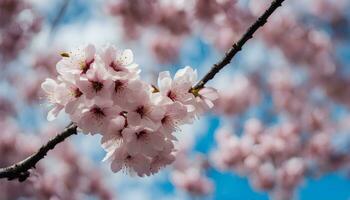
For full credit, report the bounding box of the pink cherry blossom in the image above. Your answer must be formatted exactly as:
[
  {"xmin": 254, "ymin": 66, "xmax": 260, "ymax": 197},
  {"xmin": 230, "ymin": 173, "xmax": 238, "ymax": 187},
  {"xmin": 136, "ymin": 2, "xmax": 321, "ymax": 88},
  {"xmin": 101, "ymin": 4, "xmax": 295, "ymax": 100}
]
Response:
[
  {"xmin": 72, "ymin": 103, "xmax": 122, "ymax": 135},
  {"xmin": 122, "ymin": 126, "xmax": 164, "ymax": 157},
  {"xmin": 42, "ymin": 44, "xmax": 218, "ymax": 176},
  {"xmin": 157, "ymin": 68, "xmax": 196, "ymax": 105},
  {"xmin": 41, "ymin": 78, "xmax": 70, "ymax": 121},
  {"xmin": 101, "ymin": 116, "xmax": 127, "ymax": 146},
  {"xmin": 0, "ymin": 121, "xmax": 116, "ymax": 199},
  {"xmin": 103, "ymin": 144, "xmax": 151, "ymax": 177},
  {"xmin": 112, "ymin": 78, "xmax": 143, "ymax": 107},
  {"xmin": 193, "ymin": 87, "xmax": 219, "ymax": 115},
  {"xmin": 149, "ymin": 140, "xmax": 175, "ymax": 174},
  {"xmin": 252, "ymin": 162, "xmax": 276, "ymax": 191},
  {"xmin": 76, "ymin": 63, "xmax": 114, "ymax": 105},
  {"xmin": 171, "ymin": 139, "xmax": 214, "ymax": 196},
  {"xmin": 125, "ymin": 89, "xmax": 165, "ymax": 130},
  {"xmin": 150, "ymin": 34, "xmax": 180, "ymax": 64},
  {"xmin": 56, "ymin": 44, "xmax": 96, "ymax": 81},
  {"xmin": 159, "ymin": 101, "xmax": 188, "ymax": 135},
  {"xmin": 172, "ymin": 168, "xmax": 213, "ymax": 195},
  {"xmin": 0, "ymin": 0, "xmax": 41, "ymax": 64},
  {"xmin": 101, "ymin": 45, "xmax": 139, "ymax": 78}
]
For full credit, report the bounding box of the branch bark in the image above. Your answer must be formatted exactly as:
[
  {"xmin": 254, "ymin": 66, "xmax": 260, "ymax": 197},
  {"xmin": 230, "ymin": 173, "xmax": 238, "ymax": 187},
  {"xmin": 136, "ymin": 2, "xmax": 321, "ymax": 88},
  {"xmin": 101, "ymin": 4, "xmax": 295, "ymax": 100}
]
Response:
[
  {"xmin": 0, "ymin": 123, "xmax": 77, "ymax": 182},
  {"xmin": 193, "ymin": 0, "xmax": 285, "ymax": 90},
  {"xmin": 0, "ymin": 0, "xmax": 285, "ymax": 182}
]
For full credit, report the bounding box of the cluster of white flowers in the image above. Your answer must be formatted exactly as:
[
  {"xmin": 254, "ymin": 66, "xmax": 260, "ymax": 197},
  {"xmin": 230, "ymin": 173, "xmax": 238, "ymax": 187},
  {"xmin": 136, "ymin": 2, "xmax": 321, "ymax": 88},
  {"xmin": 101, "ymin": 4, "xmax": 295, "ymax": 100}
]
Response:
[{"xmin": 41, "ymin": 44, "xmax": 218, "ymax": 176}]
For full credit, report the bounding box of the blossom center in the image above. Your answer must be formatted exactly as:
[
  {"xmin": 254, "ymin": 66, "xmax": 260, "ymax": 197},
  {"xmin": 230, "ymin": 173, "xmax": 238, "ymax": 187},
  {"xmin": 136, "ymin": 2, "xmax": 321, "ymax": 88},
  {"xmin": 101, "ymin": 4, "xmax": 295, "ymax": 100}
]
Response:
[
  {"xmin": 81, "ymin": 58, "xmax": 94, "ymax": 74},
  {"xmin": 136, "ymin": 130, "xmax": 148, "ymax": 140},
  {"xmin": 90, "ymin": 107, "xmax": 105, "ymax": 117},
  {"xmin": 114, "ymin": 80, "xmax": 125, "ymax": 93},
  {"xmin": 136, "ymin": 106, "xmax": 146, "ymax": 118},
  {"xmin": 91, "ymin": 81, "xmax": 104, "ymax": 92},
  {"xmin": 110, "ymin": 61, "xmax": 124, "ymax": 72},
  {"xmin": 161, "ymin": 115, "xmax": 169, "ymax": 124},
  {"xmin": 167, "ymin": 90, "xmax": 177, "ymax": 101},
  {"xmin": 116, "ymin": 130, "xmax": 123, "ymax": 138},
  {"xmin": 74, "ymin": 88, "xmax": 83, "ymax": 98},
  {"xmin": 125, "ymin": 154, "xmax": 132, "ymax": 160}
]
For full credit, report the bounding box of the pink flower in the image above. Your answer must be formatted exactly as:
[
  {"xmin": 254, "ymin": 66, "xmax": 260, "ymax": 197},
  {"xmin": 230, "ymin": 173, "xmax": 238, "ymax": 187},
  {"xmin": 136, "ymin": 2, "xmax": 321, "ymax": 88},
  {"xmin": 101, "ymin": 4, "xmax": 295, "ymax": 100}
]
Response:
[
  {"xmin": 112, "ymin": 78, "xmax": 144, "ymax": 107},
  {"xmin": 157, "ymin": 66, "xmax": 197, "ymax": 105},
  {"xmin": 192, "ymin": 87, "xmax": 219, "ymax": 115},
  {"xmin": 101, "ymin": 45, "xmax": 139, "ymax": 78},
  {"xmin": 172, "ymin": 168, "xmax": 213, "ymax": 195},
  {"xmin": 63, "ymin": 84, "xmax": 85, "ymax": 115},
  {"xmin": 101, "ymin": 115, "xmax": 127, "ymax": 148},
  {"xmin": 149, "ymin": 140, "xmax": 175, "ymax": 174},
  {"xmin": 126, "ymin": 89, "xmax": 165, "ymax": 130},
  {"xmin": 277, "ymin": 158, "xmax": 305, "ymax": 189},
  {"xmin": 72, "ymin": 103, "xmax": 122, "ymax": 135},
  {"xmin": 76, "ymin": 63, "xmax": 113, "ymax": 106},
  {"xmin": 41, "ymin": 78, "xmax": 70, "ymax": 121},
  {"xmin": 56, "ymin": 44, "xmax": 96, "ymax": 81},
  {"xmin": 103, "ymin": 144, "xmax": 151, "ymax": 177},
  {"xmin": 159, "ymin": 101, "xmax": 188, "ymax": 135},
  {"xmin": 150, "ymin": 35, "xmax": 180, "ymax": 64},
  {"xmin": 42, "ymin": 45, "xmax": 218, "ymax": 178},
  {"xmin": 252, "ymin": 162, "xmax": 276, "ymax": 190},
  {"xmin": 122, "ymin": 126, "xmax": 165, "ymax": 157},
  {"xmin": 157, "ymin": 66, "xmax": 218, "ymax": 117}
]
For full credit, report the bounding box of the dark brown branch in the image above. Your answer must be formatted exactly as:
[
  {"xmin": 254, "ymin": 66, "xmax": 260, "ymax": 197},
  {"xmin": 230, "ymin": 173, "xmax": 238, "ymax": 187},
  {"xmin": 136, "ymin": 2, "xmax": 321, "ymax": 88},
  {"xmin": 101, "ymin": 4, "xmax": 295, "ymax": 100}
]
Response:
[
  {"xmin": 0, "ymin": 123, "xmax": 77, "ymax": 182},
  {"xmin": 0, "ymin": 0, "xmax": 286, "ymax": 182},
  {"xmin": 193, "ymin": 0, "xmax": 285, "ymax": 90}
]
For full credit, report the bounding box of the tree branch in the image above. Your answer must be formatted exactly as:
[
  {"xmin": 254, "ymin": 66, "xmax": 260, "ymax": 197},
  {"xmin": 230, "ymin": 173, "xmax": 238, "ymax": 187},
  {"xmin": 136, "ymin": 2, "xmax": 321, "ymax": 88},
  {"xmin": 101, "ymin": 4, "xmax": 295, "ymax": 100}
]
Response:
[
  {"xmin": 51, "ymin": 0, "xmax": 71, "ymax": 32},
  {"xmin": 193, "ymin": 0, "xmax": 285, "ymax": 90},
  {"xmin": 0, "ymin": 0, "xmax": 285, "ymax": 182},
  {"xmin": 0, "ymin": 123, "xmax": 77, "ymax": 182}
]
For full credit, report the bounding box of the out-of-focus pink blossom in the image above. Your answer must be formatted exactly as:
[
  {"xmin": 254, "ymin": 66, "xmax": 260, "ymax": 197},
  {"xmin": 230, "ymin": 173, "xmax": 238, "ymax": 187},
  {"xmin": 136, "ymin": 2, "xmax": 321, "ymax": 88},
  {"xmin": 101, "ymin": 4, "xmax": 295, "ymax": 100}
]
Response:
[
  {"xmin": 211, "ymin": 116, "xmax": 350, "ymax": 199},
  {"xmin": 172, "ymin": 168, "xmax": 213, "ymax": 195},
  {"xmin": 171, "ymin": 140, "xmax": 214, "ymax": 196},
  {"xmin": 214, "ymin": 75, "xmax": 260, "ymax": 115},
  {"xmin": 0, "ymin": 0, "xmax": 41, "ymax": 63},
  {"xmin": 0, "ymin": 96, "xmax": 16, "ymax": 119},
  {"xmin": 0, "ymin": 120, "xmax": 116, "ymax": 200},
  {"xmin": 150, "ymin": 35, "xmax": 180, "ymax": 64}
]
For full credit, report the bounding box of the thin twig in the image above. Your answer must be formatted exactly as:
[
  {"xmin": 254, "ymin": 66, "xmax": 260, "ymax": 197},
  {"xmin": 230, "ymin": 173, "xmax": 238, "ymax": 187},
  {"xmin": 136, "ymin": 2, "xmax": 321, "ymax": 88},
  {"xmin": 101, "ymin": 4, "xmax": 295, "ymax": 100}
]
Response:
[
  {"xmin": 0, "ymin": 0, "xmax": 285, "ymax": 182},
  {"xmin": 51, "ymin": 0, "xmax": 71, "ymax": 32},
  {"xmin": 193, "ymin": 0, "xmax": 285, "ymax": 90},
  {"xmin": 0, "ymin": 123, "xmax": 77, "ymax": 182}
]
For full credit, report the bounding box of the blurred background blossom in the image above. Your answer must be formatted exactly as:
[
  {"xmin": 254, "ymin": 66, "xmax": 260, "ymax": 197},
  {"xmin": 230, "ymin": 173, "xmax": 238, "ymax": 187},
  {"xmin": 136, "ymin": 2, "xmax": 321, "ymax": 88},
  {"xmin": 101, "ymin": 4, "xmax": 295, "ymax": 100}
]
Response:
[{"xmin": 0, "ymin": 0, "xmax": 350, "ymax": 199}]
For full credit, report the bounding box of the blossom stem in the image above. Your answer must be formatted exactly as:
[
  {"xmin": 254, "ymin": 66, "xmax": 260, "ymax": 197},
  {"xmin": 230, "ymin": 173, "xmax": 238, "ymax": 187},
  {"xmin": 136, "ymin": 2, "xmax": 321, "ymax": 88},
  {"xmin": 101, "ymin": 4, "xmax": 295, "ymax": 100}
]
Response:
[
  {"xmin": 0, "ymin": 123, "xmax": 77, "ymax": 182},
  {"xmin": 193, "ymin": 0, "xmax": 285, "ymax": 90}
]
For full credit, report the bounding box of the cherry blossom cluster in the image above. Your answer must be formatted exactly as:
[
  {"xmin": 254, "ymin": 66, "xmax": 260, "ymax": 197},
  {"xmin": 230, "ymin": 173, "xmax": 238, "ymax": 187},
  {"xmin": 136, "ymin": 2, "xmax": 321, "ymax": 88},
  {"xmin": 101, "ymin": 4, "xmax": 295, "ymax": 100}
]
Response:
[
  {"xmin": 209, "ymin": 65, "xmax": 350, "ymax": 199},
  {"xmin": 41, "ymin": 44, "xmax": 218, "ymax": 176},
  {"xmin": 211, "ymin": 115, "xmax": 350, "ymax": 200},
  {"xmin": 252, "ymin": 0, "xmax": 350, "ymax": 108},
  {"xmin": 211, "ymin": 120, "xmax": 305, "ymax": 199},
  {"xmin": 0, "ymin": 0, "xmax": 41, "ymax": 64},
  {"xmin": 107, "ymin": 0, "xmax": 251, "ymax": 63},
  {"xmin": 106, "ymin": 0, "xmax": 350, "ymax": 112},
  {"xmin": 214, "ymin": 74, "xmax": 260, "ymax": 115},
  {"xmin": 0, "ymin": 96, "xmax": 16, "ymax": 120},
  {"xmin": 0, "ymin": 120, "xmax": 116, "ymax": 200},
  {"xmin": 171, "ymin": 141, "xmax": 213, "ymax": 196}
]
